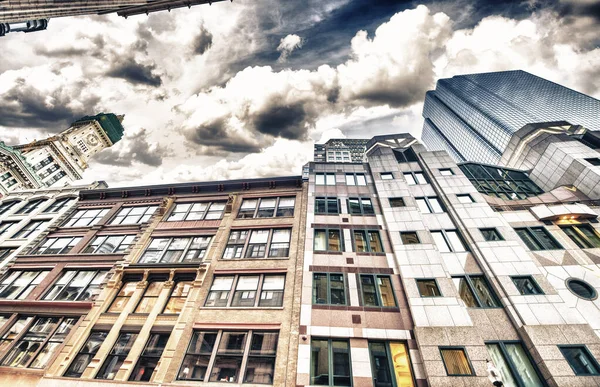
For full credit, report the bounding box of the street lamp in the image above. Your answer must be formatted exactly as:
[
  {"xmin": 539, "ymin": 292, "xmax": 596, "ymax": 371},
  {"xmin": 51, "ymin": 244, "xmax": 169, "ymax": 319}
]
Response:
[{"xmin": 487, "ymin": 359, "xmax": 503, "ymax": 386}]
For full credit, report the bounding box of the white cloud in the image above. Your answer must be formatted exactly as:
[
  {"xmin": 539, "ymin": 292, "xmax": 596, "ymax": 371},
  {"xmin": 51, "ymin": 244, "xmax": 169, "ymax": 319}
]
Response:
[{"xmin": 277, "ymin": 34, "xmax": 303, "ymax": 62}]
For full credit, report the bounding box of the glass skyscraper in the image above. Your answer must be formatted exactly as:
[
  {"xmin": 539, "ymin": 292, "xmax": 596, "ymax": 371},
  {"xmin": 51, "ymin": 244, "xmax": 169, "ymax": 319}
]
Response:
[{"xmin": 421, "ymin": 70, "xmax": 600, "ymax": 164}]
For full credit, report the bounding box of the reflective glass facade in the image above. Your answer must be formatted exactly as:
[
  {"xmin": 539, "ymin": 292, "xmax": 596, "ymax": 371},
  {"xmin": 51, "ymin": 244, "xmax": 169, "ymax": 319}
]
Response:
[
  {"xmin": 422, "ymin": 70, "xmax": 600, "ymax": 164},
  {"xmin": 458, "ymin": 163, "xmax": 543, "ymax": 200}
]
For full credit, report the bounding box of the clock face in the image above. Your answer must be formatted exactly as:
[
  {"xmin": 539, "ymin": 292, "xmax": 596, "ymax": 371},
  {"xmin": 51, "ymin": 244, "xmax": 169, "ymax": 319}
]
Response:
[{"xmin": 86, "ymin": 134, "xmax": 99, "ymax": 146}]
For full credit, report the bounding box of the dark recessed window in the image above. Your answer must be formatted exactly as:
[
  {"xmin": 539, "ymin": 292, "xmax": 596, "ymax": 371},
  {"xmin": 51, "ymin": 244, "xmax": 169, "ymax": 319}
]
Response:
[
  {"xmin": 394, "ymin": 148, "xmax": 418, "ymax": 163},
  {"xmin": 313, "ymin": 273, "xmax": 346, "ymax": 305},
  {"xmin": 512, "ymin": 276, "xmax": 543, "ymax": 295},
  {"xmin": 584, "ymin": 158, "xmax": 600, "ymax": 166},
  {"xmin": 561, "ymin": 225, "xmax": 600, "ymax": 248},
  {"xmin": 439, "ymin": 169, "xmax": 454, "ymax": 176},
  {"xmin": 380, "ymin": 172, "xmax": 393, "ymax": 180},
  {"xmin": 480, "ymin": 228, "xmax": 503, "ymax": 241},
  {"xmin": 389, "ymin": 198, "xmax": 406, "ymax": 208},
  {"xmin": 452, "ymin": 275, "xmax": 500, "ymax": 308},
  {"xmin": 560, "ymin": 345, "xmax": 600, "ymax": 375},
  {"xmin": 440, "ymin": 347, "xmax": 474, "ymax": 376},
  {"xmin": 456, "ymin": 194, "xmax": 474, "ymax": 204},
  {"xmin": 566, "ymin": 278, "xmax": 597, "ymax": 300},
  {"xmin": 400, "ymin": 232, "xmax": 420, "ymax": 245},
  {"xmin": 416, "ymin": 279, "xmax": 441, "ymax": 297},
  {"xmin": 315, "ymin": 197, "xmax": 339, "ymax": 215},
  {"xmin": 347, "ymin": 198, "xmax": 375, "ymax": 215},
  {"xmin": 515, "ymin": 227, "xmax": 562, "ymax": 251}
]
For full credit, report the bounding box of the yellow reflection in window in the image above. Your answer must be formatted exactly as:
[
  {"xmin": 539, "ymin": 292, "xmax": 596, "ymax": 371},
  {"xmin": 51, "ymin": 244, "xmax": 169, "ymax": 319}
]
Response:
[{"xmin": 390, "ymin": 342, "xmax": 414, "ymax": 387}]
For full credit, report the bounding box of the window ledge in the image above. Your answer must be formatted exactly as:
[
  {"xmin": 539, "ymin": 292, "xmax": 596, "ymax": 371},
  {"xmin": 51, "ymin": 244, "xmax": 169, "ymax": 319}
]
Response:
[
  {"xmin": 200, "ymin": 307, "xmax": 284, "ymax": 311},
  {"xmin": 313, "ymin": 251, "xmax": 343, "ymax": 255},
  {"xmin": 219, "ymin": 257, "xmax": 290, "ymax": 261},
  {"xmin": 0, "ymin": 299, "xmax": 93, "ymax": 309}
]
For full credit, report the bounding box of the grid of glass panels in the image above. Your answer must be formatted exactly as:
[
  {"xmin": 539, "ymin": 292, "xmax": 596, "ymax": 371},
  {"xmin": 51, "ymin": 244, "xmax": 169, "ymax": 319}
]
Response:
[{"xmin": 458, "ymin": 163, "xmax": 543, "ymax": 200}]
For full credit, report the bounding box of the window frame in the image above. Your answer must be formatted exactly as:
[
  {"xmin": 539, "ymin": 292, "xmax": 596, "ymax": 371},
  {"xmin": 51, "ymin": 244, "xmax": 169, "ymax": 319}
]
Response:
[
  {"xmin": 222, "ymin": 228, "xmax": 291, "ymax": 260},
  {"xmin": 163, "ymin": 279, "xmax": 194, "ymax": 314},
  {"xmin": 560, "ymin": 224, "xmax": 600, "ymax": 249},
  {"xmin": 138, "ymin": 236, "xmax": 213, "ymax": 264},
  {"xmin": 511, "ymin": 276, "xmax": 544, "ymax": 296},
  {"xmin": 0, "ymin": 201, "xmax": 21, "ymax": 216},
  {"xmin": 0, "ymin": 221, "xmax": 19, "ymax": 236},
  {"xmin": 403, "ymin": 171, "xmax": 427, "ymax": 185},
  {"xmin": 559, "ymin": 345, "xmax": 600, "ymax": 376},
  {"xmin": 439, "ymin": 168, "xmax": 454, "ymax": 176},
  {"xmin": 345, "ymin": 173, "xmax": 367, "ymax": 186},
  {"xmin": 358, "ymin": 274, "xmax": 397, "ymax": 307},
  {"xmin": 0, "ymin": 248, "xmax": 15, "ymax": 262},
  {"xmin": 346, "ymin": 197, "xmax": 375, "ymax": 216},
  {"xmin": 43, "ymin": 197, "xmax": 75, "ymax": 213},
  {"xmin": 439, "ymin": 346, "xmax": 475, "ymax": 376},
  {"xmin": 237, "ymin": 197, "xmax": 295, "ymax": 219},
  {"xmin": 416, "ymin": 278, "xmax": 442, "ymax": 297},
  {"xmin": 64, "ymin": 330, "xmax": 109, "ymax": 377},
  {"xmin": 42, "ymin": 269, "xmax": 107, "ymax": 302},
  {"xmin": 315, "ymin": 173, "xmax": 336, "ymax": 186},
  {"xmin": 486, "ymin": 341, "xmax": 546, "ymax": 386},
  {"xmin": 106, "ymin": 280, "xmax": 139, "ymax": 313},
  {"xmin": 314, "ymin": 197, "xmax": 340, "ymax": 215},
  {"xmin": 95, "ymin": 331, "xmax": 138, "ymax": 380},
  {"xmin": 480, "ymin": 228, "xmax": 504, "ymax": 242},
  {"xmin": 352, "ymin": 230, "xmax": 384, "ymax": 253},
  {"xmin": 456, "ymin": 194, "xmax": 475, "ymax": 203},
  {"xmin": 515, "ymin": 226, "xmax": 562, "ymax": 251},
  {"xmin": 134, "ymin": 281, "xmax": 166, "ymax": 314},
  {"xmin": 431, "ymin": 229, "xmax": 468, "ymax": 253},
  {"xmin": 452, "ymin": 274, "xmax": 501, "ymax": 308},
  {"xmin": 310, "ymin": 338, "xmax": 352, "ymax": 386},
  {"xmin": 62, "ymin": 208, "xmax": 110, "ymax": 228},
  {"xmin": 11, "ymin": 220, "xmax": 48, "ymax": 239},
  {"xmin": 129, "ymin": 332, "xmax": 171, "ymax": 382},
  {"xmin": 415, "ymin": 196, "xmax": 445, "ymax": 214},
  {"xmin": 313, "ymin": 228, "xmax": 344, "ymax": 253},
  {"xmin": 167, "ymin": 201, "xmax": 226, "ymax": 221},
  {"xmin": 109, "ymin": 205, "xmax": 158, "ymax": 225},
  {"xmin": 15, "ymin": 199, "xmax": 46, "ymax": 215},
  {"xmin": 368, "ymin": 341, "xmax": 415, "ymax": 387},
  {"xmin": 32, "ymin": 236, "xmax": 82, "ymax": 255},
  {"xmin": 82, "ymin": 234, "xmax": 136, "ymax": 254},
  {"xmin": 205, "ymin": 274, "xmax": 285, "ymax": 308},
  {"xmin": 312, "ymin": 273, "xmax": 347, "ymax": 306},
  {"xmin": 389, "ymin": 197, "xmax": 406, "ymax": 208},
  {"xmin": 400, "ymin": 231, "xmax": 420, "ymax": 245},
  {"xmin": 0, "ymin": 270, "xmax": 48, "ymax": 300},
  {"xmin": 380, "ymin": 172, "xmax": 394, "ymax": 180}
]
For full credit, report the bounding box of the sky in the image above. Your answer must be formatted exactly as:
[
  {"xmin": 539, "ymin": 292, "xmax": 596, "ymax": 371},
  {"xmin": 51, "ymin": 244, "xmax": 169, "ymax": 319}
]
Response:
[{"xmin": 0, "ymin": 0, "xmax": 599, "ymax": 187}]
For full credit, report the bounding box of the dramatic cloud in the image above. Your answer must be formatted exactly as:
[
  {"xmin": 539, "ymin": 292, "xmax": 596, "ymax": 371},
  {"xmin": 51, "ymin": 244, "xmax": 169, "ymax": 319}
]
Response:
[
  {"xmin": 277, "ymin": 34, "xmax": 303, "ymax": 62},
  {"xmin": 192, "ymin": 25, "xmax": 213, "ymax": 55},
  {"xmin": 95, "ymin": 128, "xmax": 167, "ymax": 167},
  {"xmin": 106, "ymin": 57, "xmax": 162, "ymax": 87}
]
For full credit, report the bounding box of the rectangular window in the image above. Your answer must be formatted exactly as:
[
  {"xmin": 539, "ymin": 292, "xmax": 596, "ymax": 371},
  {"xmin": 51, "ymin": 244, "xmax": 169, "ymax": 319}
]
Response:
[
  {"xmin": 11, "ymin": 220, "xmax": 48, "ymax": 239},
  {"xmin": 515, "ymin": 227, "xmax": 562, "ymax": 251},
  {"xmin": 584, "ymin": 158, "xmax": 600, "ymax": 166},
  {"xmin": 63, "ymin": 208, "xmax": 110, "ymax": 227},
  {"xmin": 139, "ymin": 236, "xmax": 212, "ymax": 264},
  {"xmin": 32, "ymin": 236, "xmax": 82, "ymax": 255},
  {"xmin": 316, "ymin": 173, "xmax": 336, "ymax": 186},
  {"xmin": 64, "ymin": 331, "xmax": 108, "ymax": 377},
  {"xmin": 480, "ymin": 228, "xmax": 503, "ymax": 241},
  {"xmin": 416, "ymin": 279, "xmax": 441, "ymax": 297},
  {"xmin": 313, "ymin": 273, "xmax": 346, "ymax": 305},
  {"xmin": 0, "ymin": 316, "xmax": 32, "ymax": 352},
  {"xmin": 223, "ymin": 229, "xmax": 290, "ymax": 259},
  {"xmin": 15, "ymin": 199, "xmax": 46, "ymax": 215},
  {"xmin": 0, "ymin": 271, "xmax": 48, "ymax": 299},
  {"xmin": 315, "ymin": 197, "xmax": 340, "ymax": 214},
  {"xmin": 310, "ymin": 338, "xmax": 351, "ymax": 386},
  {"xmin": 168, "ymin": 201, "xmax": 226, "ymax": 221},
  {"xmin": 43, "ymin": 270, "xmax": 107, "ymax": 301},
  {"xmin": 440, "ymin": 347, "xmax": 474, "ymax": 376},
  {"xmin": 369, "ymin": 341, "xmax": 415, "ymax": 387},
  {"xmin": 314, "ymin": 229, "xmax": 343, "ymax": 252},
  {"xmin": 439, "ymin": 168, "xmax": 454, "ymax": 176},
  {"xmin": 345, "ymin": 173, "xmax": 367, "ymax": 186},
  {"xmin": 0, "ymin": 201, "xmax": 20, "ymax": 215},
  {"xmin": 237, "ymin": 197, "xmax": 295, "ymax": 218},
  {"xmin": 0, "ymin": 221, "xmax": 19, "ymax": 236},
  {"xmin": 360, "ymin": 274, "xmax": 396, "ymax": 307},
  {"xmin": 1, "ymin": 316, "xmax": 77, "ymax": 369},
  {"xmin": 178, "ymin": 330, "xmax": 278, "ymax": 384},
  {"xmin": 353, "ymin": 230, "xmax": 384, "ymax": 253},
  {"xmin": 452, "ymin": 275, "xmax": 500, "ymax": 308},
  {"xmin": 33, "ymin": 156, "xmax": 54, "ymax": 171},
  {"xmin": 560, "ymin": 345, "xmax": 600, "ymax": 375},
  {"xmin": 511, "ymin": 276, "xmax": 543, "ymax": 295},
  {"xmin": 347, "ymin": 198, "xmax": 375, "ymax": 215},
  {"xmin": 110, "ymin": 205, "xmax": 158, "ymax": 225},
  {"xmin": 486, "ymin": 342, "xmax": 544, "ymax": 386},
  {"xmin": 135, "ymin": 281, "xmax": 165, "ymax": 313},
  {"xmin": 456, "ymin": 194, "xmax": 475, "ymax": 203},
  {"xmin": 389, "ymin": 198, "xmax": 405, "ymax": 208},
  {"xmin": 82, "ymin": 235, "xmax": 135, "ymax": 254},
  {"xmin": 400, "ymin": 232, "xmax": 420, "ymax": 245},
  {"xmin": 561, "ymin": 224, "xmax": 600, "ymax": 248},
  {"xmin": 43, "ymin": 197, "xmax": 75, "ymax": 213},
  {"xmin": 164, "ymin": 281, "xmax": 193, "ymax": 314},
  {"xmin": 107, "ymin": 281, "xmax": 139, "ymax": 313},
  {"xmin": 0, "ymin": 248, "xmax": 15, "ymax": 262},
  {"xmin": 129, "ymin": 333, "xmax": 171, "ymax": 382},
  {"xmin": 415, "ymin": 197, "xmax": 444, "ymax": 214},
  {"xmin": 96, "ymin": 332, "xmax": 138, "ymax": 379},
  {"xmin": 205, "ymin": 274, "xmax": 285, "ymax": 308},
  {"xmin": 431, "ymin": 230, "xmax": 467, "ymax": 253},
  {"xmin": 380, "ymin": 172, "xmax": 393, "ymax": 180},
  {"xmin": 403, "ymin": 172, "xmax": 427, "ymax": 185}
]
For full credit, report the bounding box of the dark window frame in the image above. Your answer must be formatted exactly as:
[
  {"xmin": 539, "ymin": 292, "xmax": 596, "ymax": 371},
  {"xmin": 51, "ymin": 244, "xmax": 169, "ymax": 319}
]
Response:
[
  {"xmin": 205, "ymin": 274, "xmax": 285, "ymax": 308},
  {"xmin": 452, "ymin": 274, "xmax": 501, "ymax": 308},
  {"xmin": 129, "ymin": 332, "xmax": 171, "ymax": 382},
  {"xmin": 168, "ymin": 201, "xmax": 226, "ymax": 221},
  {"xmin": 439, "ymin": 168, "xmax": 454, "ymax": 176},
  {"xmin": 138, "ymin": 236, "xmax": 212, "ymax": 264},
  {"xmin": 400, "ymin": 231, "xmax": 420, "ymax": 245},
  {"xmin": 64, "ymin": 330, "xmax": 109, "ymax": 377},
  {"xmin": 315, "ymin": 173, "xmax": 336, "ymax": 186},
  {"xmin": 511, "ymin": 276, "xmax": 544, "ymax": 295},
  {"xmin": 480, "ymin": 228, "xmax": 504, "ymax": 242},
  {"xmin": 222, "ymin": 228, "xmax": 291, "ymax": 260},
  {"xmin": 358, "ymin": 274, "xmax": 397, "ymax": 307},
  {"xmin": 62, "ymin": 208, "xmax": 110, "ymax": 228},
  {"xmin": 11, "ymin": 220, "xmax": 48, "ymax": 239},
  {"xmin": 456, "ymin": 194, "xmax": 475, "ymax": 203},
  {"xmin": 416, "ymin": 278, "xmax": 442, "ymax": 297},
  {"xmin": 237, "ymin": 197, "xmax": 295, "ymax": 219},
  {"xmin": 312, "ymin": 273, "xmax": 347, "ymax": 306},
  {"xmin": 431, "ymin": 229, "xmax": 468, "ymax": 253},
  {"xmin": 43, "ymin": 197, "xmax": 75, "ymax": 213},
  {"xmin": 514, "ymin": 227, "xmax": 562, "ymax": 251},
  {"xmin": 559, "ymin": 345, "xmax": 600, "ymax": 376},
  {"xmin": 380, "ymin": 172, "xmax": 394, "ymax": 180},
  {"xmin": 439, "ymin": 346, "xmax": 475, "ymax": 376},
  {"xmin": 0, "ymin": 270, "xmax": 49, "ymax": 300},
  {"xmin": 485, "ymin": 341, "xmax": 546, "ymax": 386},
  {"xmin": 15, "ymin": 199, "xmax": 46, "ymax": 215},
  {"xmin": 95, "ymin": 331, "xmax": 138, "ymax": 380},
  {"xmin": 310, "ymin": 337, "xmax": 352, "ymax": 386},
  {"xmin": 560, "ymin": 224, "xmax": 600, "ymax": 249},
  {"xmin": 352, "ymin": 229, "xmax": 384, "ymax": 253},
  {"xmin": 389, "ymin": 198, "xmax": 406, "ymax": 208},
  {"xmin": 347, "ymin": 197, "xmax": 375, "ymax": 216},
  {"xmin": 0, "ymin": 201, "xmax": 21, "ymax": 216},
  {"xmin": 82, "ymin": 234, "xmax": 136, "ymax": 254},
  {"xmin": 42, "ymin": 269, "xmax": 107, "ymax": 302},
  {"xmin": 32, "ymin": 236, "xmax": 82, "ymax": 255},
  {"xmin": 313, "ymin": 228, "xmax": 344, "ymax": 253},
  {"xmin": 314, "ymin": 197, "xmax": 340, "ymax": 215}
]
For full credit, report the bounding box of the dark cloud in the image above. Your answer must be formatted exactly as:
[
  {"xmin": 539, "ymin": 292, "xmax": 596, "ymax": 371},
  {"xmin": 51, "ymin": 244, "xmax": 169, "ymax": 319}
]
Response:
[
  {"xmin": 106, "ymin": 57, "xmax": 162, "ymax": 86},
  {"xmin": 247, "ymin": 100, "xmax": 309, "ymax": 140},
  {"xmin": 192, "ymin": 25, "xmax": 213, "ymax": 55},
  {"xmin": 183, "ymin": 117, "xmax": 263, "ymax": 153},
  {"xmin": 95, "ymin": 129, "xmax": 165, "ymax": 166},
  {"xmin": 33, "ymin": 47, "xmax": 88, "ymax": 57}
]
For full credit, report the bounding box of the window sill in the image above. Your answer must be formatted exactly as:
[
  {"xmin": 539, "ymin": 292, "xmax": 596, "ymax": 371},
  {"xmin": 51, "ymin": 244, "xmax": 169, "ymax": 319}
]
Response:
[
  {"xmin": 355, "ymin": 252, "xmax": 386, "ymax": 256},
  {"xmin": 220, "ymin": 257, "xmax": 290, "ymax": 261},
  {"xmin": 201, "ymin": 307, "xmax": 284, "ymax": 310},
  {"xmin": 313, "ymin": 251, "xmax": 343, "ymax": 255}
]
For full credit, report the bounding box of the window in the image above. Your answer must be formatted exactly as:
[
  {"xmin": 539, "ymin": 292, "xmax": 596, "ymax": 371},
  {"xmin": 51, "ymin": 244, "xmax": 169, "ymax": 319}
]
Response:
[
  {"xmin": 456, "ymin": 194, "xmax": 475, "ymax": 203},
  {"xmin": 394, "ymin": 148, "xmax": 418, "ymax": 163},
  {"xmin": 439, "ymin": 168, "xmax": 454, "ymax": 176},
  {"xmin": 77, "ymin": 139, "xmax": 89, "ymax": 152},
  {"xmin": 0, "ymin": 316, "xmax": 77, "ymax": 369},
  {"xmin": 237, "ymin": 197, "xmax": 295, "ymax": 218},
  {"xmin": 316, "ymin": 173, "xmax": 336, "ymax": 186},
  {"xmin": 415, "ymin": 197, "xmax": 444, "ymax": 214},
  {"xmin": 486, "ymin": 342, "xmax": 544, "ymax": 386},
  {"xmin": 11, "ymin": 220, "xmax": 48, "ymax": 239},
  {"xmin": 130, "ymin": 333, "xmax": 171, "ymax": 381},
  {"xmin": 107, "ymin": 281, "xmax": 139, "ymax": 313},
  {"xmin": 164, "ymin": 281, "xmax": 193, "ymax": 313},
  {"xmin": 96, "ymin": 332, "xmax": 138, "ymax": 379},
  {"xmin": 0, "ymin": 201, "xmax": 20, "ymax": 215},
  {"xmin": 46, "ymin": 171, "xmax": 67, "ymax": 186},
  {"xmin": 43, "ymin": 197, "xmax": 75, "ymax": 213},
  {"xmin": 223, "ymin": 229, "xmax": 290, "ymax": 259},
  {"xmin": 559, "ymin": 345, "xmax": 600, "ymax": 375},
  {"xmin": 515, "ymin": 227, "xmax": 562, "ymax": 251},
  {"xmin": 431, "ymin": 230, "xmax": 467, "ymax": 253},
  {"xmin": 63, "ymin": 208, "xmax": 110, "ymax": 227},
  {"xmin": 315, "ymin": 197, "xmax": 340, "ymax": 214},
  {"xmin": 32, "ymin": 236, "xmax": 82, "ymax": 255},
  {"xmin": 417, "ymin": 279, "xmax": 441, "ymax": 297},
  {"xmin": 480, "ymin": 228, "xmax": 503, "ymax": 241},
  {"xmin": 310, "ymin": 338, "xmax": 351, "ymax": 386},
  {"xmin": 389, "ymin": 198, "xmax": 405, "ymax": 207},
  {"xmin": 40, "ymin": 165, "xmax": 59, "ymax": 180},
  {"xmin": 403, "ymin": 171, "xmax": 427, "ymax": 185},
  {"xmin": 345, "ymin": 173, "xmax": 367, "ymax": 186},
  {"xmin": 584, "ymin": 158, "xmax": 600, "ymax": 166},
  {"xmin": 83, "ymin": 235, "xmax": 135, "ymax": 254},
  {"xmin": 353, "ymin": 230, "xmax": 384, "ymax": 253},
  {"xmin": 205, "ymin": 274, "xmax": 285, "ymax": 308},
  {"xmin": 43, "ymin": 270, "xmax": 107, "ymax": 301},
  {"xmin": 380, "ymin": 172, "xmax": 393, "ymax": 180},
  {"xmin": 360, "ymin": 275, "xmax": 396, "ymax": 307},
  {"xmin": 561, "ymin": 224, "xmax": 600, "ymax": 248},
  {"xmin": 168, "ymin": 201, "xmax": 226, "ymax": 221},
  {"xmin": 0, "ymin": 248, "xmax": 15, "ymax": 261},
  {"xmin": 0, "ymin": 271, "xmax": 48, "ymax": 299},
  {"xmin": 32, "ymin": 156, "xmax": 53, "ymax": 171},
  {"xmin": 0, "ymin": 316, "xmax": 32, "ymax": 352},
  {"xmin": 138, "ymin": 236, "xmax": 212, "ymax": 264},
  {"xmin": 566, "ymin": 278, "xmax": 597, "ymax": 300},
  {"xmin": 368, "ymin": 342, "xmax": 414, "ymax": 387},
  {"xmin": 178, "ymin": 330, "xmax": 279, "ymax": 384},
  {"xmin": 440, "ymin": 347, "xmax": 473, "ymax": 376},
  {"xmin": 314, "ymin": 229, "xmax": 343, "ymax": 252},
  {"xmin": 511, "ymin": 276, "xmax": 543, "ymax": 295},
  {"xmin": 0, "ymin": 221, "xmax": 18, "ymax": 236},
  {"xmin": 135, "ymin": 281, "xmax": 165, "ymax": 313},
  {"xmin": 64, "ymin": 331, "xmax": 108, "ymax": 377},
  {"xmin": 347, "ymin": 198, "xmax": 375, "ymax": 215},
  {"xmin": 313, "ymin": 273, "xmax": 346, "ymax": 305},
  {"xmin": 15, "ymin": 199, "xmax": 46, "ymax": 214},
  {"xmin": 452, "ymin": 275, "xmax": 500, "ymax": 308},
  {"xmin": 110, "ymin": 205, "xmax": 158, "ymax": 225},
  {"xmin": 400, "ymin": 231, "xmax": 420, "ymax": 245}
]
